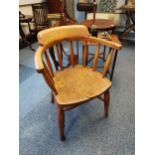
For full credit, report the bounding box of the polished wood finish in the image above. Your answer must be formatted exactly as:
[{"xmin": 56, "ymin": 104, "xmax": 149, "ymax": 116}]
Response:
[
  {"xmin": 35, "ymin": 25, "xmax": 122, "ymax": 141},
  {"xmin": 54, "ymin": 65, "xmax": 112, "ymax": 105}
]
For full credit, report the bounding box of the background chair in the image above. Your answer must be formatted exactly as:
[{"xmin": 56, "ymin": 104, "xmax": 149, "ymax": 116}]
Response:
[
  {"xmin": 35, "ymin": 25, "xmax": 122, "ymax": 141},
  {"xmin": 31, "ymin": 3, "xmax": 49, "ymax": 35}
]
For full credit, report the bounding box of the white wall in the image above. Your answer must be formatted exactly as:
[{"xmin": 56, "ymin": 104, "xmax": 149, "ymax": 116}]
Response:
[{"xmin": 19, "ymin": 0, "xmax": 46, "ymax": 6}]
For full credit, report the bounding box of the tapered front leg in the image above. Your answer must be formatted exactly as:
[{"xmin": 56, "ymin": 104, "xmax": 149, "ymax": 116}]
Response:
[
  {"xmin": 56, "ymin": 105, "xmax": 65, "ymax": 141},
  {"xmin": 104, "ymin": 90, "xmax": 110, "ymax": 118}
]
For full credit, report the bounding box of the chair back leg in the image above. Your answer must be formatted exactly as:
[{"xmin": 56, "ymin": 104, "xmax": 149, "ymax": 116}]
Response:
[{"xmin": 104, "ymin": 89, "xmax": 110, "ymax": 117}]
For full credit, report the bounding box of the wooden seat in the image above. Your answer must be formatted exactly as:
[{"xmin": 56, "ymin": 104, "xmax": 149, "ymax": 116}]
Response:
[
  {"xmin": 35, "ymin": 25, "xmax": 122, "ymax": 141},
  {"xmin": 54, "ymin": 65, "xmax": 112, "ymax": 105}
]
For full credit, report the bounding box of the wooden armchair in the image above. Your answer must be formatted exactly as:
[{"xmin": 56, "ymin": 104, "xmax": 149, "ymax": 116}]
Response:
[{"xmin": 35, "ymin": 25, "xmax": 122, "ymax": 141}]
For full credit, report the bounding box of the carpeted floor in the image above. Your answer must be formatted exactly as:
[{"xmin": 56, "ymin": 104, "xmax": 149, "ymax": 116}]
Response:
[{"xmin": 19, "ymin": 40, "xmax": 135, "ymax": 155}]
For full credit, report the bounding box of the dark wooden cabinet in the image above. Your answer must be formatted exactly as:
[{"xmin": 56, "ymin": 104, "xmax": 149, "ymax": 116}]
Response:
[{"xmin": 47, "ymin": 0, "xmax": 63, "ymax": 13}]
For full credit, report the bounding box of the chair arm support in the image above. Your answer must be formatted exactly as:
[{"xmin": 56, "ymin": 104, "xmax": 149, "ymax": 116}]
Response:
[
  {"xmin": 87, "ymin": 36, "xmax": 122, "ymax": 50},
  {"xmin": 35, "ymin": 46, "xmax": 45, "ymax": 73}
]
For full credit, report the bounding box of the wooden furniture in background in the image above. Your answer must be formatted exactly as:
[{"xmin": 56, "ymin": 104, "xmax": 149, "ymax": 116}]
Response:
[
  {"xmin": 47, "ymin": 0, "xmax": 78, "ymax": 70},
  {"xmin": 81, "ymin": 19, "xmax": 116, "ymax": 36},
  {"xmin": 19, "ymin": 11, "xmax": 35, "ymax": 51},
  {"xmin": 77, "ymin": 2, "xmax": 97, "ymax": 19},
  {"xmin": 31, "ymin": 3, "xmax": 49, "ymax": 35},
  {"xmin": 47, "ymin": 0, "xmax": 77, "ymax": 26},
  {"xmin": 119, "ymin": 4, "xmax": 135, "ymax": 40},
  {"xmin": 47, "ymin": 0, "xmax": 63, "ymax": 13},
  {"xmin": 35, "ymin": 25, "xmax": 122, "ymax": 141}
]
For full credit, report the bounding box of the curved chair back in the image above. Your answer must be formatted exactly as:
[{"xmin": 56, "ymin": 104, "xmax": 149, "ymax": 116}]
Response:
[{"xmin": 35, "ymin": 25, "xmax": 121, "ymax": 94}]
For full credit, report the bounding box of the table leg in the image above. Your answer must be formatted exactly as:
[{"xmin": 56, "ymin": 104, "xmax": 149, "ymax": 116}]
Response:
[
  {"xmin": 119, "ymin": 11, "xmax": 135, "ymax": 40},
  {"xmin": 129, "ymin": 11, "xmax": 135, "ymax": 32},
  {"xmin": 119, "ymin": 24, "xmax": 134, "ymax": 40},
  {"xmin": 19, "ymin": 22, "xmax": 35, "ymax": 51}
]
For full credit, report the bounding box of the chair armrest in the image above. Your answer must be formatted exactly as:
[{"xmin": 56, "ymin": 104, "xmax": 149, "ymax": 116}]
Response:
[
  {"xmin": 35, "ymin": 46, "xmax": 45, "ymax": 73},
  {"xmin": 87, "ymin": 36, "xmax": 122, "ymax": 49}
]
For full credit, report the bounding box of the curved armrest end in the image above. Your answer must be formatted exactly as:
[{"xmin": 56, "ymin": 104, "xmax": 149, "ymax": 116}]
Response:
[{"xmin": 35, "ymin": 46, "xmax": 45, "ymax": 73}]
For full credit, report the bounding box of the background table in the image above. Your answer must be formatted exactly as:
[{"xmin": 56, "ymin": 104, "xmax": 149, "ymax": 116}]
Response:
[
  {"xmin": 19, "ymin": 15, "xmax": 35, "ymax": 51},
  {"xmin": 119, "ymin": 5, "xmax": 135, "ymax": 39},
  {"xmin": 81, "ymin": 19, "xmax": 116, "ymax": 36}
]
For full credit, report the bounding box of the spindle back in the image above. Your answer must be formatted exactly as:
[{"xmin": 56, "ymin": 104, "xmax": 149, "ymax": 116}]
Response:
[{"xmin": 35, "ymin": 25, "xmax": 121, "ymax": 94}]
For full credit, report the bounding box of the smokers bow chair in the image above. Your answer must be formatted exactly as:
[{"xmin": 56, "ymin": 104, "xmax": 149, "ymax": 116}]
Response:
[{"xmin": 35, "ymin": 25, "xmax": 122, "ymax": 141}]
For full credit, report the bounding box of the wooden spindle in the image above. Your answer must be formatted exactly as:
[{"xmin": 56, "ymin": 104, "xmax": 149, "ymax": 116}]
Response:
[
  {"xmin": 59, "ymin": 43, "xmax": 64, "ymax": 59},
  {"xmin": 102, "ymin": 48, "xmax": 114, "ymax": 77},
  {"xmin": 93, "ymin": 44, "xmax": 100, "ymax": 71},
  {"xmin": 59, "ymin": 43, "xmax": 69, "ymax": 57},
  {"xmin": 43, "ymin": 61, "xmax": 54, "ymax": 82},
  {"xmin": 43, "ymin": 61, "xmax": 58, "ymax": 94},
  {"xmin": 56, "ymin": 44, "xmax": 63, "ymax": 70},
  {"xmin": 44, "ymin": 50, "xmax": 54, "ymax": 76},
  {"xmin": 69, "ymin": 41, "xmax": 74, "ymax": 66},
  {"xmin": 83, "ymin": 41, "xmax": 88, "ymax": 66},
  {"xmin": 49, "ymin": 47, "xmax": 59, "ymax": 71}
]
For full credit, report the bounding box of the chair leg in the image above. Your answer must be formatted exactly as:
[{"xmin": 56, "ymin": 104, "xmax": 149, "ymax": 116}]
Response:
[
  {"xmin": 56, "ymin": 105, "xmax": 65, "ymax": 141},
  {"xmin": 104, "ymin": 90, "xmax": 110, "ymax": 118},
  {"xmin": 51, "ymin": 92, "xmax": 54, "ymax": 104}
]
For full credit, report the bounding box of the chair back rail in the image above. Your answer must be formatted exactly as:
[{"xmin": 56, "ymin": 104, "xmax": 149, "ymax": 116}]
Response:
[
  {"xmin": 83, "ymin": 41, "xmax": 88, "ymax": 66},
  {"xmin": 44, "ymin": 50, "xmax": 54, "ymax": 76},
  {"xmin": 35, "ymin": 25, "xmax": 122, "ymax": 94},
  {"xmin": 93, "ymin": 44, "xmax": 100, "ymax": 71},
  {"xmin": 56, "ymin": 44, "xmax": 63, "ymax": 70},
  {"xmin": 69, "ymin": 41, "xmax": 75, "ymax": 66}
]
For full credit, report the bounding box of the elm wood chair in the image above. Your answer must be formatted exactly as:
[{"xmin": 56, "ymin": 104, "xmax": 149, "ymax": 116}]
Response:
[{"xmin": 35, "ymin": 25, "xmax": 122, "ymax": 141}]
